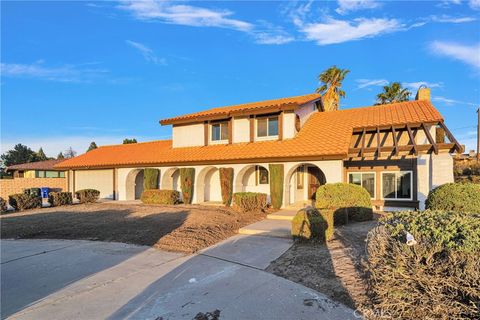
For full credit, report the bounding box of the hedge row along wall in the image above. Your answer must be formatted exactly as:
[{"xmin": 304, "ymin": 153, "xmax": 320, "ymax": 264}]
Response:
[
  {"xmin": 269, "ymin": 164, "xmax": 284, "ymax": 209},
  {"xmin": 180, "ymin": 168, "xmax": 195, "ymax": 204},
  {"xmin": 219, "ymin": 167, "xmax": 234, "ymax": 206},
  {"xmin": 143, "ymin": 168, "xmax": 160, "ymax": 190}
]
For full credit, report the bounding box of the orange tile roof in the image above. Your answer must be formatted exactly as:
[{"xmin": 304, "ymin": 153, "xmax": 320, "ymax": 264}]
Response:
[
  {"xmin": 159, "ymin": 93, "xmax": 322, "ymax": 125},
  {"xmin": 56, "ymin": 99, "xmax": 443, "ymax": 169}
]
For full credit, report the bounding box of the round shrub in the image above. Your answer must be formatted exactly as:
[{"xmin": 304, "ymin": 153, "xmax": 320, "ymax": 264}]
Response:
[
  {"xmin": 367, "ymin": 210, "xmax": 480, "ymax": 319},
  {"xmin": 141, "ymin": 190, "xmax": 180, "ymax": 205},
  {"xmin": 75, "ymin": 189, "xmax": 100, "ymax": 203},
  {"xmin": 316, "ymin": 183, "xmax": 373, "ymax": 223},
  {"xmin": 291, "ymin": 207, "xmax": 326, "ymax": 241},
  {"xmin": 426, "ymin": 182, "xmax": 480, "ymax": 213}
]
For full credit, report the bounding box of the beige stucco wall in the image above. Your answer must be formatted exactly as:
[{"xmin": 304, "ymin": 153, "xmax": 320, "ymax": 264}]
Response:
[
  {"xmin": 172, "ymin": 123, "xmax": 204, "ymax": 148},
  {"xmin": 295, "ymin": 102, "xmax": 317, "ymax": 127},
  {"xmin": 75, "ymin": 169, "xmax": 114, "ymax": 199},
  {"xmin": 233, "ymin": 117, "xmax": 250, "ymax": 143},
  {"xmin": 283, "ymin": 112, "xmax": 296, "ymax": 139}
]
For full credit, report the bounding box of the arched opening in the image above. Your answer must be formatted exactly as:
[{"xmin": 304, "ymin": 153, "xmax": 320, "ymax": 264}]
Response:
[
  {"xmin": 234, "ymin": 165, "xmax": 270, "ymax": 195},
  {"xmin": 196, "ymin": 166, "xmax": 222, "ymax": 203},
  {"xmin": 125, "ymin": 169, "xmax": 145, "ymax": 200},
  {"xmin": 161, "ymin": 167, "xmax": 181, "ymax": 192},
  {"xmin": 285, "ymin": 164, "xmax": 326, "ymax": 207}
]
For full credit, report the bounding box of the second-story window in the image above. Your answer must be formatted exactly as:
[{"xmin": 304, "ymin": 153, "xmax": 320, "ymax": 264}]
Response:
[
  {"xmin": 257, "ymin": 116, "xmax": 278, "ymax": 138},
  {"xmin": 211, "ymin": 122, "xmax": 228, "ymax": 141}
]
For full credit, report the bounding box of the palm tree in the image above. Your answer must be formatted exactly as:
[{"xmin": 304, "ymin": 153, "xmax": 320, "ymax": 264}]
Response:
[
  {"xmin": 316, "ymin": 66, "xmax": 350, "ymax": 111},
  {"xmin": 375, "ymin": 82, "xmax": 411, "ymax": 105}
]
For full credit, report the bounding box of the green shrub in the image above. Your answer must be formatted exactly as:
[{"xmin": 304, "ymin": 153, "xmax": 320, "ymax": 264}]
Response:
[
  {"xmin": 180, "ymin": 168, "xmax": 195, "ymax": 204},
  {"xmin": 425, "ymin": 182, "xmax": 480, "ymax": 213},
  {"xmin": 316, "ymin": 183, "xmax": 373, "ymax": 223},
  {"xmin": 367, "ymin": 210, "xmax": 480, "ymax": 319},
  {"xmin": 75, "ymin": 189, "xmax": 100, "ymax": 203},
  {"xmin": 219, "ymin": 167, "xmax": 234, "ymax": 206},
  {"xmin": 8, "ymin": 193, "xmax": 41, "ymax": 211},
  {"xmin": 141, "ymin": 189, "xmax": 180, "ymax": 205},
  {"xmin": 269, "ymin": 164, "xmax": 284, "ymax": 209},
  {"xmin": 143, "ymin": 168, "xmax": 160, "ymax": 190},
  {"xmin": 49, "ymin": 192, "xmax": 73, "ymax": 206},
  {"xmin": 0, "ymin": 197, "xmax": 7, "ymax": 213},
  {"xmin": 291, "ymin": 207, "xmax": 334, "ymax": 241},
  {"xmin": 233, "ymin": 192, "xmax": 267, "ymax": 212}
]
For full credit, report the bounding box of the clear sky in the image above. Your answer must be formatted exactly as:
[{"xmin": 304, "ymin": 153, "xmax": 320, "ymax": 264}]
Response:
[{"xmin": 2, "ymin": 0, "xmax": 480, "ymax": 157}]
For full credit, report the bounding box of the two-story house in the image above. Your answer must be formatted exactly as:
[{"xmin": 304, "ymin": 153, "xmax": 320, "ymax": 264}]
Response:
[{"xmin": 56, "ymin": 87, "xmax": 462, "ymax": 210}]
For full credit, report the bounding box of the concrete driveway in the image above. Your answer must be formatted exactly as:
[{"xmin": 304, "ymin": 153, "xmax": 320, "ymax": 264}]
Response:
[{"xmin": 1, "ymin": 237, "xmax": 355, "ymax": 320}]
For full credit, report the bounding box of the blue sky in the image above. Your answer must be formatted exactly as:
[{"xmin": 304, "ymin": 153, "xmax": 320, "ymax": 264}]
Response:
[{"xmin": 2, "ymin": 0, "xmax": 480, "ymax": 157}]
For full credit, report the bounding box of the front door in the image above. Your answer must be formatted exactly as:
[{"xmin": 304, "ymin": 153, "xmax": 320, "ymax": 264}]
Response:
[{"xmin": 307, "ymin": 166, "xmax": 324, "ymax": 200}]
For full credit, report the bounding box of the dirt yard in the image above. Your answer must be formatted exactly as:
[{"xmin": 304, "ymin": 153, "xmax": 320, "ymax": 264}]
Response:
[
  {"xmin": 267, "ymin": 220, "xmax": 377, "ymax": 310},
  {"xmin": 0, "ymin": 202, "xmax": 266, "ymax": 253}
]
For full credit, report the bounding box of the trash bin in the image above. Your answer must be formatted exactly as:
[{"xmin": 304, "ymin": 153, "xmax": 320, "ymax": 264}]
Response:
[{"xmin": 41, "ymin": 187, "xmax": 50, "ymax": 199}]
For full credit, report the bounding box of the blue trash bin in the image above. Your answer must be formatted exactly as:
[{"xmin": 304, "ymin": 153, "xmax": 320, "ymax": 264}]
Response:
[{"xmin": 41, "ymin": 187, "xmax": 50, "ymax": 199}]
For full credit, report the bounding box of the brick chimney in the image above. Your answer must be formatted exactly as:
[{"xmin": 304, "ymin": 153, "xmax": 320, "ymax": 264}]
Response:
[{"xmin": 415, "ymin": 85, "xmax": 430, "ymax": 101}]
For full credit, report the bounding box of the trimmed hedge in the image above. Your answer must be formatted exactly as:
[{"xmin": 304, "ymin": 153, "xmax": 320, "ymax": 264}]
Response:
[
  {"xmin": 367, "ymin": 210, "xmax": 480, "ymax": 318},
  {"xmin": 75, "ymin": 189, "xmax": 100, "ymax": 203},
  {"xmin": 316, "ymin": 183, "xmax": 373, "ymax": 224},
  {"xmin": 425, "ymin": 182, "xmax": 480, "ymax": 213},
  {"xmin": 291, "ymin": 207, "xmax": 333, "ymax": 241},
  {"xmin": 141, "ymin": 189, "xmax": 180, "ymax": 205},
  {"xmin": 8, "ymin": 193, "xmax": 41, "ymax": 211},
  {"xmin": 49, "ymin": 192, "xmax": 73, "ymax": 206},
  {"xmin": 180, "ymin": 168, "xmax": 195, "ymax": 204},
  {"xmin": 0, "ymin": 197, "xmax": 7, "ymax": 213},
  {"xmin": 143, "ymin": 168, "xmax": 160, "ymax": 190},
  {"xmin": 269, "ymin": 164, "xmax": 284, "ymax": 209},
  {"xmin": 233, "ymin": 192, "xmax": 267, "ymax": 212},
  {"xmin": 219, "ymin": 167, "xmax": 234, "ymax": 206}
]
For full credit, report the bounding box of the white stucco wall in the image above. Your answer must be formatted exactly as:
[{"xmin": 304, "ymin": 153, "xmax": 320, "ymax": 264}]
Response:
[
  {"xmin": 283, "ymin": 112, "xmax": 296, "ymax": 139},
  {"xmin": 75, "ymin": 169, "xmax": 114, "ymax": 199},
  {"xmin": 295, "ymin": 102, "xmax": 317, "ymax": 127},
  {"xmin": 172, "ymin": 123, "xmax": 205, "ymax": 148},
  {"xmin": 417, "ymin": 152, "xmax": 454, "ymax": 210},
  {"xmin": 233, "ymin": 117, "xmax": 250, "ymax": 143}
]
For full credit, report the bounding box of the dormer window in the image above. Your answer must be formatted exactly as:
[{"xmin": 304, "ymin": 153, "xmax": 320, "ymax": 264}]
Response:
[
  {"xmin": 257, "ymin": 116, "xmax": 278, "ymax": 139},
  {"xmin": 211, "ymin": 122, "xmax": 229, "ymax": 142}
]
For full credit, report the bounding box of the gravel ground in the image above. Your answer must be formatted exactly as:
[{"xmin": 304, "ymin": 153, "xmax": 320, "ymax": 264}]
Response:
[
  {"xmin": 267, "ymin": 220, "xmax": 378, "ymax": 310},
  {"xmin": 0, "ymin": 202, "xmax": 266, "ymax": 253}
]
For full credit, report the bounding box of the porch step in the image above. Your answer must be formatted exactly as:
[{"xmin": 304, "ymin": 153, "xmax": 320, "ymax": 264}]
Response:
[
  {"xmin": 238, "ymin": 219, "xmax": 292, "ymax": 238},
  {"xmin": 266, "ymin": 210, "xmax": 297, "ymax": 221}
]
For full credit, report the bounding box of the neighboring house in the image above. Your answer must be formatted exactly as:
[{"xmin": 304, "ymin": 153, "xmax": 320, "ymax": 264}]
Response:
[
  {"xmin": 6, "ymin": 159, "xmax": 66, "ymax": 178},
  {"xmin": 1, "ymin": 159, "xmax": 67, "ymax": 199},
  {"xmin": 56, "ymin": 87, "xmax": 462, "ymax": 210}
]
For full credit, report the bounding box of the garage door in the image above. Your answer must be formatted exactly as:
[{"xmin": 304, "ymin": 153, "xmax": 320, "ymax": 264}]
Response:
[{"xmin": 75, "ymin": 170, "xmax": 114, "ymax": 199}]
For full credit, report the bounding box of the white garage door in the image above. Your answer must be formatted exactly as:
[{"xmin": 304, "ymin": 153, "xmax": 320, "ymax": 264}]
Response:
[{"xmin": 75, "ymin": 170, "xmax": 114, "ymax": 199}]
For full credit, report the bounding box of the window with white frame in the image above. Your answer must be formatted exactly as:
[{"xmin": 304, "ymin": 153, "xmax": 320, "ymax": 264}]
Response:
[
  {"xmin": 381, "ymin": 171, "xmax": 412, "ymax": 200},
  {"xmin": 257, "ymin": 116, "xmax": 278, "ymax": 138},
  {"xmin": 211, "ymin": 122, "xmax": 228, "ymax": 142},
  {"xmin": 348, "ymin": 172, "xmax": 375, "ymax": 199}
]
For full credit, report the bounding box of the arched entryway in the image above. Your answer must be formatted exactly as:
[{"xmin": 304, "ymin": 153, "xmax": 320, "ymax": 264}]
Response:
[
  {"xmin": 161, "ymin": 167, "xmax": 181, "ymax": 192},
  {"xmin": 196, "ymin": 166, "xmax": 222, "ymax": 203},
  {"xmin": 125, "ymin": 169, "xmax": 145, "ymax": 200},
  {"xmin": 234, "ymin": 165, "xmax": 270, "ymax": 195},
  {"xmin": 285, "ymin": 163, "xmax": 326, "ymax": 207}
]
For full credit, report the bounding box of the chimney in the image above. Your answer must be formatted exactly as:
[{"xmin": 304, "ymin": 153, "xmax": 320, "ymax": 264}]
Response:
[{"xmin": 415, "ymin": 85, "xmax": 430, "ymax": 101}]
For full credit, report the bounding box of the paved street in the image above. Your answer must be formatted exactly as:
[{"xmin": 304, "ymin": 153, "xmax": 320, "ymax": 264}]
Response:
[{"xmin": 2, "ymin": 236, "xmax": 355, "ymax": 320}]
